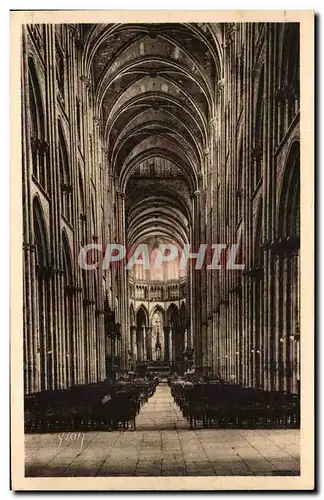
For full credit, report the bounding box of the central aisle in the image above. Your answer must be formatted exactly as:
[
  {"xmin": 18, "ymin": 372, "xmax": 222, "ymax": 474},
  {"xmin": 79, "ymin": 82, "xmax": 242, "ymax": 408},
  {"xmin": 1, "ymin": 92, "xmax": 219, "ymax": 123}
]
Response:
[{"xmin": 135, "ymin": 383, "xmax": 190, "ymax": 430}]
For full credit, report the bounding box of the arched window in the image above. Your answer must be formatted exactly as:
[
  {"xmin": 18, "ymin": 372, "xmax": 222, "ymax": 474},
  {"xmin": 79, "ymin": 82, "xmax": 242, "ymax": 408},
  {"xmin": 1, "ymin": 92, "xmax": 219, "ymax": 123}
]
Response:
[
  {"xmin": 28, "ymin": 58, "xmax": 48, "ymax": 191},
  {"xmin": 58, "ymin": 123, "xmax": 72, "ymax": 223},
  {"xmin": 151, "ymin": 307, "xmax": 165, "ymax": 361},
  {"xmin": 135, "ymin": 305, "xmax": 148, "ymax": 362},
  {"xmin": 167, "ymin": 303, "xmax": 179, "ymax": 327},
  {"xmin": 136, "ymin": 306, "xmax": 148, "ymax": 327}
]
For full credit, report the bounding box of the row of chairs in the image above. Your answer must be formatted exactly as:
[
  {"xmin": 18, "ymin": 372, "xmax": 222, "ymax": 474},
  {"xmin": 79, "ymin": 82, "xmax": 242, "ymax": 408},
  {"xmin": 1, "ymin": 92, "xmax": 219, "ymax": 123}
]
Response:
[
  {"xmin": 171, "ymin": 380, "xmax": 300, "ymax": 430},
  {"xmin": 25, "ymin": 377, "xmax": 158, "ymax": 433}
]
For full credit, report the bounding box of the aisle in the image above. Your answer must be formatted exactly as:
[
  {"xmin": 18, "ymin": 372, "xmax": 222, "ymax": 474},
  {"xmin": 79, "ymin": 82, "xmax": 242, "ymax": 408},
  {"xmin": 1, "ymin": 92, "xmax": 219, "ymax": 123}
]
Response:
[
  {"xmin": 135, "ymin": 383, "xmax": 190, "ymax": 430},
  {"xmin": 25, "ymin": 384, "xmax": 300, "ymax": 477}
]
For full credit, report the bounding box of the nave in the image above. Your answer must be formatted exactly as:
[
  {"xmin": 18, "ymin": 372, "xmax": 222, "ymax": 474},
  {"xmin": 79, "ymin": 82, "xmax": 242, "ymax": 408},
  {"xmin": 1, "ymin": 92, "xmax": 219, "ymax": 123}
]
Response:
[
  {"xmin": 22, "ymin": 21, "xmax": 301, "ymax": 479},
  {"xmin": 25, "ymin": 384, "xmax": 299, "ymax": 477},
  {"xmin": 23, "ymin": 22, "xmax": 300, "ymax": 393}
]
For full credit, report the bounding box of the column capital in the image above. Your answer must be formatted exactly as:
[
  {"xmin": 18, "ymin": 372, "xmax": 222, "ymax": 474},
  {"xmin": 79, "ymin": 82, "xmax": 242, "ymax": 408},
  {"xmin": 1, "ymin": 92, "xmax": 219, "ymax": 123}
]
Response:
[
  {"xmin": 23, "ymin": 242, "xmax": 36, "ymax": 253},
  {"xmin": 65, "ymin": 284, "xmax": 81, "ymax": 296},
  {"xmin": 116, "ymin": 190, "xmax": 126, "ymax": 200},
  {"xmin": 75, "ymin": 37, "xmax": 84, "ymax": 51},
  {"xmin": 217, "ymin": 78, "xmax": 225, "ymax": 92},
  {"xmin": 225, "ymin": 24, "xmax": 236, "ymax": 45},
  {"xmin": 68, "ymin": 24, "xmax": 78, "ymax": 39},
  {"xmin": 210, "ymin": 117, "xmax": 217, "ymax": 129},
  {"xmin": 39, "ymin": 140, "xmax": 50, "ymax": 155},
  {"xmin": 80, "ymin": 75, "xmax": 91, "ymax": 89},
  {"xmin": 61, "ymin": 183, "xmax": 73, "ymax": 194},
  {"xmin": 192, "ymin": 189, "xmax": 200, "ymax": 198},
  {"xmin": 251, "ymin": 147, "xmax": 263, "ymax": 161},
  {"xmin": 93, "ymin": 115, "xmax": 101, "ymax": 126},
  {"xmin": 37, "ymin": 264, "xmax": 55, "ymax": 281},
  {"xmin": 102, "ymin": 146, "xmax": 109, "ymax": 158},
  {"xmin": 31, "ymin": 137, "xmax": 41, "ymax": 153}
]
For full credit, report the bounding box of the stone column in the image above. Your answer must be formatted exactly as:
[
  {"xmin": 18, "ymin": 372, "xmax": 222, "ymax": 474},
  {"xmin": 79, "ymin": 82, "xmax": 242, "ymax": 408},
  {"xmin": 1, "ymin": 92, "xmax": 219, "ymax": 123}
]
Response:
[
  {"xmin": 282, "ymin": 255, "xmax": 289, "ymax": 392},
  {"xmin": 169, "ymin": 327, "xmax": 173, "ymax": 364},
  {"xmin": 191, "ymin": 190, "xmax": 201, "ymax": 367},
  {"xmin": 116, "ymin": 190, "xmax": 129, "ymax": 369},
  {"xmin": 76, "ymin": 289, "xmax": 84, "ymax": 384},
  {"xmin": 131, "ymin": 326, "xmax": 137, "ymax": 365},
  {"xmin": 136, "ymin": 326, "xmax": 142, "ymax": 362},
  {"xmin": 143, "ymin": 326, "xmax": 147, "ymax": 362},
  {"xmin": 21, "ymin": 28, "xmax": 38, "ymax": 394},
  {"xmin": 43, "ymin": 25, "xmax": 61, "ymax": 390},
  {"xmin": 274, "ymin": 254, "xmax": 282, "ymax": 391},
  {"xmin": 146, "ymin": 327, "xmax": 152, "ymax": 361},
  {"xmin": 163, "ymin": 327, "xmax": 169, "ymax": 361}
]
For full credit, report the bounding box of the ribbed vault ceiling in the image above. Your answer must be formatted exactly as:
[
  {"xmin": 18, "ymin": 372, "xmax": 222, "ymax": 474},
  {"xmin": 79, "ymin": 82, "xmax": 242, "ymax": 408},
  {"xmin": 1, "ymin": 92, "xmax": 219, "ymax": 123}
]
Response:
[{"xmin": 85, "ymin": 23, "xmax": 222, "ymax": 254}]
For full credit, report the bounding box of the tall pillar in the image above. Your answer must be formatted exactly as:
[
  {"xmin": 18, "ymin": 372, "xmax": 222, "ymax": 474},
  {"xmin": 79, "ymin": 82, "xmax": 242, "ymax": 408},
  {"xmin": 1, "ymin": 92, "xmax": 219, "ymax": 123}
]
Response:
[
  {"xmin": 136, "ymin": 326, "xmax": 142, "ymax": 362},
  {"xmin": 116, "ymin": 190, "xmax": 129, "ymax": 369},
  {"xmin": 201, "ymin": 323, "xmax": 207, "ymax": 376},
  {"xmin": 191, "ymin": 190, "xmax": 201, "ymax": 368},
  {"xmin": 143, "ymin": 326, "xmax": 147, "ymax": 362},
  {"xmin": 130, "ymin": 326, "xmax": 137, "ymax": 366},
  {"xmin": 274, "ymin": 254, "xmax": 282, "ymax": 391},
  {"xmin": 146, "ymin": 327, "xmax": 152, "ymax": 361},
  {"xmin": 169, "ymin": 327, "xmax": 173, "ymax": 364}
]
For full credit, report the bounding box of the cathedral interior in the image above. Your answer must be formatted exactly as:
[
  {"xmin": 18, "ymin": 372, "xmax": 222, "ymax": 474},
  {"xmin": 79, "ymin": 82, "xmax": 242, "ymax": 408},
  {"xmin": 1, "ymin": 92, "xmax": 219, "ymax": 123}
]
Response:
[{"xmin": 22, "ymin": 22, "xmax": 301, "ymax": 477}]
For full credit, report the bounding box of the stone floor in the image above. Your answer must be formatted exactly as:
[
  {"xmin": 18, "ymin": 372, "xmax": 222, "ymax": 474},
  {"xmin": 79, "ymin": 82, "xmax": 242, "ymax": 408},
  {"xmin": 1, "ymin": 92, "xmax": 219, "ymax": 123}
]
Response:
[{"xmin": 25, "ymin": 384, "xmax": 300, "ymax": 477}]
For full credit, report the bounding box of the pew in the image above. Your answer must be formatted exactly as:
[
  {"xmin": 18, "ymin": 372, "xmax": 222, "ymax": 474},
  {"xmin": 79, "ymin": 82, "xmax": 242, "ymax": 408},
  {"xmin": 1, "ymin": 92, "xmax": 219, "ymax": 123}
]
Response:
[
  {"xmin": 170, "ymin": 378, "xmax": 300, "ymax": 430},
  {"xmin": 24, "ymin": 377, "xmax": 158, "ymax": 433}
]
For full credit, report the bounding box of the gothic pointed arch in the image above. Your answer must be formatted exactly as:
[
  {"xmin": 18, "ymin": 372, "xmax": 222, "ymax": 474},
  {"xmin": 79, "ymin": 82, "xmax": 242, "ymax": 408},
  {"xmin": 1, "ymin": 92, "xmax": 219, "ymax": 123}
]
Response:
[
  {"xmin": 167, "ymin": 303, "xmax": 180, "ymax": 327},
  {"xmin": 150, "ymin": 304, "xmax": 165, "ymax": 323},
  {"xmin": 180, "ymin": 301, "xmax": 186, "ymax": 325},
  {"xmin": 136, "ymin": 304, "xmax": 149, "ymax": 326},
  {"xmin": 129, "ymin": 303, "xmax": 136, "ymax": 326},
  {"xmin": 278, "ymin": 141, "xmax": 300, "ymax": 240},
  {"xmin": 28, "ymin": 57, "xmax": 48, "ymax": 190},
  {"xmin": 32, "ymin": 196, "xmax": 52, "ymax": 391}
]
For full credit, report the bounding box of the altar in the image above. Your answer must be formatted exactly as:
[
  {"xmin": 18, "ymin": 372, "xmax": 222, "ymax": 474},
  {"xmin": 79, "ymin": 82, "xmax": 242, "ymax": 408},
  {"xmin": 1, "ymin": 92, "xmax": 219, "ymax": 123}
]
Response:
[{"xmin": 151, "ymin": 315, "xmax": 165, "ymax": 361}]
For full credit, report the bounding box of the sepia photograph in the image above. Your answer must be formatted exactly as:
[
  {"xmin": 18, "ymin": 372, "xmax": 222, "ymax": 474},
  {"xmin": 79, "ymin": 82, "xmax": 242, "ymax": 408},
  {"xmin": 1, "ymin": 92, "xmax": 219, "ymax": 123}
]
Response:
[{"xmin": 10, "ymin": 10, "xmax": 314, "ymax": 491}]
